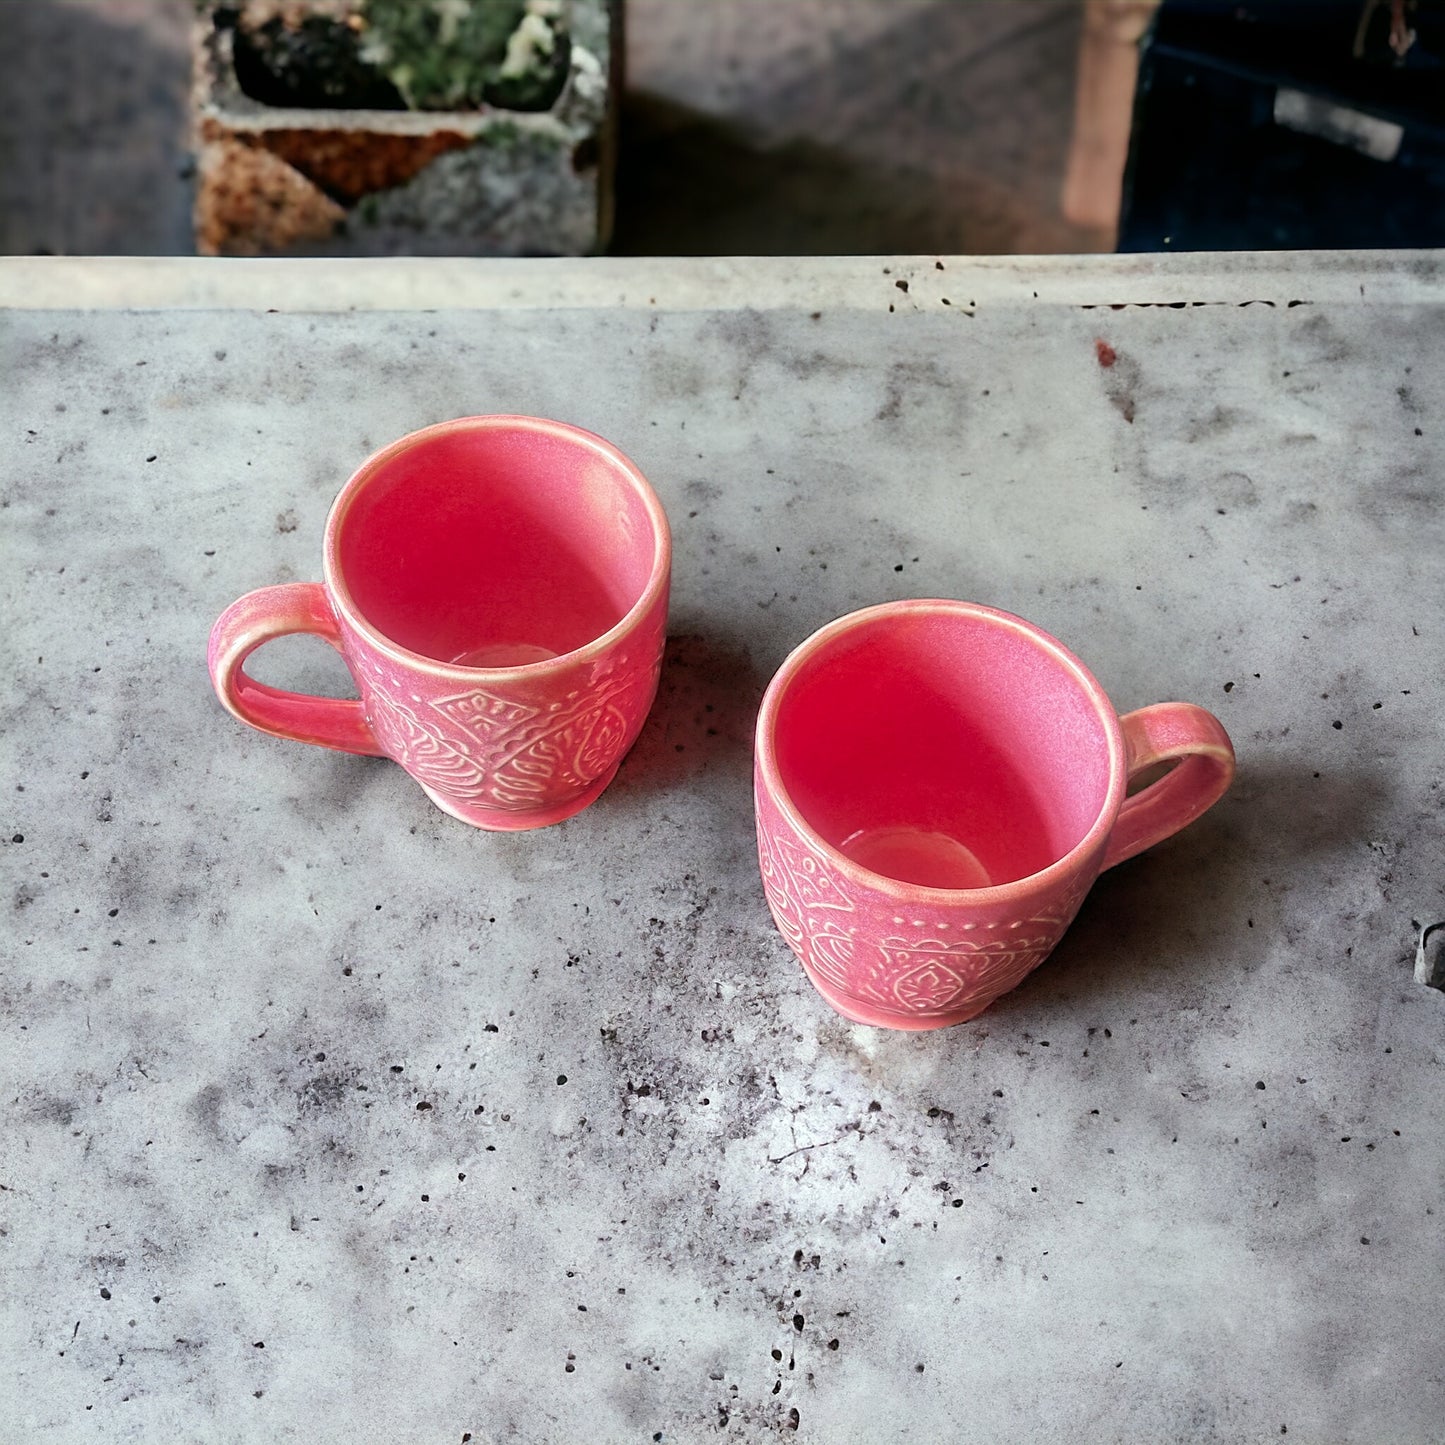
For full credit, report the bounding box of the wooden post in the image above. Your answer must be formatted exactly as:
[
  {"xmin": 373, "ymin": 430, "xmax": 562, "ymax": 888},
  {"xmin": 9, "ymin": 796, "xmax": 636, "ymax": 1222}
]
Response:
[{"xmin": 1061, "ymin": 0, "xmax": 1161, "ymax": 232}]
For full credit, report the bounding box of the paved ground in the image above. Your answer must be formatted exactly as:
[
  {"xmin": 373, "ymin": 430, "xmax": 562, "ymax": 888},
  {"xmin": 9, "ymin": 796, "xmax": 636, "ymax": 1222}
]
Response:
[{"xmin": 0, "ymin": 0, "xmax": 1108, "ymax": 256}]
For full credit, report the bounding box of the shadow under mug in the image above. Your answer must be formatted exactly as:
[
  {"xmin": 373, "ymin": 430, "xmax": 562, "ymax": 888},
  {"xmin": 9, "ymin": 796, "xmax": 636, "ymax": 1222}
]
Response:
[
  {"xmin": 208, "ymin": 416, "xmax": 671, "ymax": 830},
  {"xmin": 753, "ymin": 600, "xmax": 1235, "ymax": 1029}
]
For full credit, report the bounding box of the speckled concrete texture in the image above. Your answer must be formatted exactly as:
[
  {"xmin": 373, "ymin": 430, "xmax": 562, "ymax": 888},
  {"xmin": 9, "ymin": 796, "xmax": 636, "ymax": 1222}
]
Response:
[{"xmin": 2, "ymin": 253, "xmax": 1443, "ymax": 1442}]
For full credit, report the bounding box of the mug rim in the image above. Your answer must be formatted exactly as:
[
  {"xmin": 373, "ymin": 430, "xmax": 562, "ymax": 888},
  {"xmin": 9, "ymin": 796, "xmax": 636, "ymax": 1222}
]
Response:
[
  {"xmin": 321, "ymin": 414, "xmax": 671, "ymax": 679},
  {"xmin": 754, "ymin": 599, "xmax": 1129, "ymax": 905}
]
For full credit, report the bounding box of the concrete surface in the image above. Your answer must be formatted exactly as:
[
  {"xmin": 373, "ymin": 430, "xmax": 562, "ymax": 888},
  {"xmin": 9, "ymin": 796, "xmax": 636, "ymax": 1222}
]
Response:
[
  {"xmin": 1, "ymin": 251, "xmax": 1443, "ymax": 1443},
  {"xmin": 0, "ymin": 0, "xmax": 1108, "ymax": 257}
]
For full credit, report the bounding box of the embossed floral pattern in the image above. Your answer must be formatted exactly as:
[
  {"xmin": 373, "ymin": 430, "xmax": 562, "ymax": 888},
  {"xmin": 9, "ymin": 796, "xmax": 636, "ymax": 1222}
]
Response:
[
  {"xmin": 756, "ymin": 785, "xmax": 1094, "ymax": 1022},
  {"xmin": 869, "ymin": 935, "xmax": 1053, "ymax": 1014},
  {"xmin": 365, "ymin": 638, "xmax": 663, "ymax": 813}
]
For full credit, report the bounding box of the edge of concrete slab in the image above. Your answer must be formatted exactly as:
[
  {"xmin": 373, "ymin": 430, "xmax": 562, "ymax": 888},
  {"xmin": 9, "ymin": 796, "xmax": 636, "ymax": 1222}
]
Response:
[{"xmin": 0, "ymin": 251, "xmax": 1441, "ymax": 312}]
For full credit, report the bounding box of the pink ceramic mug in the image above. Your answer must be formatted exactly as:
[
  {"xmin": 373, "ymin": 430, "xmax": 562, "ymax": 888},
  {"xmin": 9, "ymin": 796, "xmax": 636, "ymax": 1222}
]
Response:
[
  {"xmin": 754, "ymin": 600, "xmax": 1235, "ymax": 1029},
  {"xmin": 208, "ymin": 416, "xmax": 671, "ymax": 830}
]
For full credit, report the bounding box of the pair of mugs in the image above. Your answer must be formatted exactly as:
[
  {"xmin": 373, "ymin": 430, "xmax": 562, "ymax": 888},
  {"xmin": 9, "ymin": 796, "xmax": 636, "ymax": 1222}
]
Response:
[{"xmin": 209, "ymin": 416, "xmax": 1234, "ymax": 1030}]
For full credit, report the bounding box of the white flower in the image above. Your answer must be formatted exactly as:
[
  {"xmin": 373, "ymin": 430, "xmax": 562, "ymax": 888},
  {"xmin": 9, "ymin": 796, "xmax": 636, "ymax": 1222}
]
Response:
[
  {"xmin": 499, "ymin": 11, "xmax": 556, "ymax": 79},
  {"xmin": 432, "ymin": 0, "xmax": 471, "ymax": 47}
]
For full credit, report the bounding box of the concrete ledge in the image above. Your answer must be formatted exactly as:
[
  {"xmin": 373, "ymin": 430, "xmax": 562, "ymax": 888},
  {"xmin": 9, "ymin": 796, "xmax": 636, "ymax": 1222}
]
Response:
[
  {"xmin": 1, "ymin": 251, "xmax": 1442, "ymax": 313},
  {"xmin": 4, "ymin": 248, "xmax": 1444, "ymax": 1444}
]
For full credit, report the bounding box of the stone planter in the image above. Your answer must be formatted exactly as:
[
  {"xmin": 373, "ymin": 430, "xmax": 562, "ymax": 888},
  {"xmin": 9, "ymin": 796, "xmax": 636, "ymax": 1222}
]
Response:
[{"xmin": 191, "ymin": 2, "xmax": 618, "ymax": 257}]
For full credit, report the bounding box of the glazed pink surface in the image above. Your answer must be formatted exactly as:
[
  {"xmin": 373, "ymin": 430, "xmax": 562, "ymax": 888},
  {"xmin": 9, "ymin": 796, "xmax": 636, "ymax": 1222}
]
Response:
[
  {"xmin": 208, "ymin": 416, "xmax": 670, "ymax": 830},
  {"xmin": 754, "ymin": 601, "xmax": 1234, "ymax": 1029}
]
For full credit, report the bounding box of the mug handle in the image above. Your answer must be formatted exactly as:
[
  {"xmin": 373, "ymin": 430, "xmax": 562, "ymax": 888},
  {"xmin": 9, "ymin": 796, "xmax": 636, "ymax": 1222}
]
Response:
[
  {"xmin": 1102, "ymin": 703, "xmax": 1235, "ymax": 870},
  {"xmin": 207, "ymin": 583, "xmax": 385, "ymax": 756}
]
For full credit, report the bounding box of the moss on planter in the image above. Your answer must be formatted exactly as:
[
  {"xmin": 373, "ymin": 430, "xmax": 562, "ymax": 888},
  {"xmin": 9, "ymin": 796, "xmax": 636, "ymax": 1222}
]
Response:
[
  {"xmin": 192, "ymin": 0, "xmax": 616, "ymax": 257},
  {"xmin": 223, "ymin": 0, "xmax": 569, "ymax": 114}
]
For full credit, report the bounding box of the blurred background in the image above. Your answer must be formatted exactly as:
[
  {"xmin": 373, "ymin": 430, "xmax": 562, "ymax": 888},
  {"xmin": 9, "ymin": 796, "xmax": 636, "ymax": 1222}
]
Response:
[{"xmin": 1, "ymin": 0, "xmax": 1441, "ymax": 259}]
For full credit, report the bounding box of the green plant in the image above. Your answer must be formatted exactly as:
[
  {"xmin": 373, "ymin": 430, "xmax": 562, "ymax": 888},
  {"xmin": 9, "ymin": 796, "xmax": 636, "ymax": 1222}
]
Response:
[{"xmin": 358, "ymin": 0, "xmax": 566, "ymax": 112}]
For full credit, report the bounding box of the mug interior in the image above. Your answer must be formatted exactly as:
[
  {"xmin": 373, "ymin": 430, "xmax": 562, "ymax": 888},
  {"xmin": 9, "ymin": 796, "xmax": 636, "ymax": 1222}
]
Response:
[
  {"xmin": 769, "ymin": 606, "xmax": 1116, "ymax": 889},
  {"xmin": 332, "ymin": 421, "xmax": 662, "ymax": 666}
]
